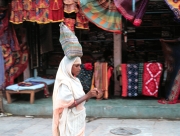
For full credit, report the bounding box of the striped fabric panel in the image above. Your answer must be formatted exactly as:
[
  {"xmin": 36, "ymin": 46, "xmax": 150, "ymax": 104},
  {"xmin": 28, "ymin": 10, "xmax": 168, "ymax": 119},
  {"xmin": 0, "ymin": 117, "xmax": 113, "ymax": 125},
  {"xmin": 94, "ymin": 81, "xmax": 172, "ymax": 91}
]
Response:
[
  {"xmin": 80, "ymin": 0, "xmax": 122, "ymax": 33},
  {"xmin": 138, "ymin": 63, "xmax": 143, "ymax": 95}
]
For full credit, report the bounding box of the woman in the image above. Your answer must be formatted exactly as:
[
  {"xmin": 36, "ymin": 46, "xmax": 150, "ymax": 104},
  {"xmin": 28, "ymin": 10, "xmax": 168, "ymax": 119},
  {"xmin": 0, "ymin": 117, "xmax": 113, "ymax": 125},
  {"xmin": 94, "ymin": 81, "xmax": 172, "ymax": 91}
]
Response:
[{"xmin": 52, "ymin": 56, "xmax": 99, "ymax": 136}]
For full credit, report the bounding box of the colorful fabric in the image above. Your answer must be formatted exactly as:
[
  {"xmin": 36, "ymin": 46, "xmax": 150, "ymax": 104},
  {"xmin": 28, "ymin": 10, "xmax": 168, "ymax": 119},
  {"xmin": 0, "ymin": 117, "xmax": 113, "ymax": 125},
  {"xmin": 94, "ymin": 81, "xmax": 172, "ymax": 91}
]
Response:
[
  {"xmin": 138, "ymin": 63, "xmax": 143, "ymax": 95},
  {"xmin": 10, "ymin": 0, "xmax": 24, "ymax": 24},
  {"xmin": 59, "ymin": 22, "xmax": 83, "ymax": 59},
  {"xmin": 158, "ymin": 70, "xmax": 180, "ymax": 104},
  {"xmin": 80, "ymin": 0, "xmax": 122, "ymax": 33},
  {"xmin": 94, "ymin": 62, "xmax": 108, "ymax": 99},
  {"xmin": 142, "ymin": 63, "xmax": 163, "ymax": 97},
  {"xmin": 52, "ymin": 56, "xmax": 86, "ymax": 136},
  {"xmin": 64, "ymin": 2, "xmax": 78, "ymax": 13},
  {"xmin": 127, "ymin": 64, "xmax": 139, "ymax": 97},
  {"xmin": 64, "ymin": 18, "xmax": 75, "ymax": 32},
  {"xmin": 23, "ymin": 0, "xmax": 36, "ymax": 22},
  {"xmin": 113, "ymin": 0, "xmax": 149, "ymax": 26},
  {"xmin": 121, "ymin": 64, "xmax": 128, "ymax": 97},
  {"xmin": 76, "ymin": 9, "xmax": 89, "ymax": 29},
  {"xmin": 0, "ymin": 47, "xmax": 5, "ymax": 89},
  {"xmin": 77, "ymin": 63, "xmax": 93, "ymax": 93},
  {"xmin": 49, "ymin": 0, "xmax": 64, "ymax": 22},
  {"xmin": 165, "ymin": 0, "xmax": 180, "ymax": 21}
]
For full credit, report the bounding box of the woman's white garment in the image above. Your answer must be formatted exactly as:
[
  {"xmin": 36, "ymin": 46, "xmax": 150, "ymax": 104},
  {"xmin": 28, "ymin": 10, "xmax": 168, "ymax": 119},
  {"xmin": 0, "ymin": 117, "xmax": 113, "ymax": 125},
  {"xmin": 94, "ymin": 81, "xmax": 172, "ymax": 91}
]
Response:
[{"xmin": 52, "ymin": 56, "xmax": 86, "ymax": 136}]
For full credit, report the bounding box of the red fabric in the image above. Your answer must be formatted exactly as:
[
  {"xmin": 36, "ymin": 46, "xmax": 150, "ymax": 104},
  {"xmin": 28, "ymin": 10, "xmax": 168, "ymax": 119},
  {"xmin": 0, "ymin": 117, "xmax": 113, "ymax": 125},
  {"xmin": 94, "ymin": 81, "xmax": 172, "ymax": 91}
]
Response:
[
  {"xmin": 84, "ymin": 63, "xmax": 93, "ymax": 70},
  {"xmin": 121, "ymin": 64, "xmax": 127, "ymax": 97},
  {"xmin": 107, "ymin": 66, "xmax": 113, "ymax": 86},
  {"xmin": 142, "ymin": 63, "xmax": 163, "ymax": 97},
  {"xmin": 49, "ymin": 0, "xmax": 64, "ymax": 22}
]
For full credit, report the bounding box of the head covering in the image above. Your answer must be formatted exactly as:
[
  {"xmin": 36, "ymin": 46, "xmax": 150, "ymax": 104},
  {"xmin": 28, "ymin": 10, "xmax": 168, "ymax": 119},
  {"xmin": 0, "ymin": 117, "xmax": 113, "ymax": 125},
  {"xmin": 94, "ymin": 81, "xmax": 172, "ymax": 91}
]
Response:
[
  {"xmin": 53, "ymin": 56, "xmax": 84, "ymax": 109},
  {"xmin": 73, "ymin": 57, "xmax": 81, "ymax": 64}
]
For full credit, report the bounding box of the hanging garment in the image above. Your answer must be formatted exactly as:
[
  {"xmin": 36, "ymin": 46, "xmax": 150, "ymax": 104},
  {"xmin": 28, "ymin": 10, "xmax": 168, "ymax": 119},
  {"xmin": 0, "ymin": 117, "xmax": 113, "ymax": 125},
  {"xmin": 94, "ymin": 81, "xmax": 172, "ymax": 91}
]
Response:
[
  {"xmin": 127, "ymin": 64, "xmax": 139, "ymax": 97},
  {"xmin": 0, "ymin": 46, "xmax": 5, "ymax": 89},
  {"xmin": 77, "ymin": 63, "xmax": 93, "ymax": 93},
  {"xmin": 35, "ymin": 0, "xmax": 50, "ymax": 24},
  {"xmin": 164, "ymin": 0, "xmax": 180, "ymax": 21},
  {"xmin": 49, "ymin": 0, "xmax": 64, "ymax": 22},
  {"xmin": 80, "ymin": 0, "xmax": 122, "ymax": 33},
  {"xmin": 23, "ymin": 0, "xmax": 36, "ymax": 22},
  {"xmin": 76, "ymin": 8, "xmax": 89, "ymax": 29},
  {"xmin": 10, "ymin": 0, "xmax": 24, "ymax": 24},
  {"xmin": 142, "ymin": 63, "xmax": 163, "ymax": 97},
  {"xmin": 113, "ymin": 0, "xmax": 149, "ymax": 26},
  {"xmin": 64, "ymin": 3, "xmax": 78, "ymax": 13},
  {"xmin": 121, "ymin": 64, "xmax": 128, "ymax": 97},
  {"xmin": 158, "ymin": 70, "xmax": 180, "ymax": 104}
]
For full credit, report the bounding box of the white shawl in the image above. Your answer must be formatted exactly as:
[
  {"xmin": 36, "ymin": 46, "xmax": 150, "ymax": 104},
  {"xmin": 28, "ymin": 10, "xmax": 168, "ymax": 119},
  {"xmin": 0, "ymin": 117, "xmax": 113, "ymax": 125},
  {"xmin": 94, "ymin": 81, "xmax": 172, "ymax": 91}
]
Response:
[{"xmin": 52, "ymin": 56, "xmax": 86, "ymax": 136}]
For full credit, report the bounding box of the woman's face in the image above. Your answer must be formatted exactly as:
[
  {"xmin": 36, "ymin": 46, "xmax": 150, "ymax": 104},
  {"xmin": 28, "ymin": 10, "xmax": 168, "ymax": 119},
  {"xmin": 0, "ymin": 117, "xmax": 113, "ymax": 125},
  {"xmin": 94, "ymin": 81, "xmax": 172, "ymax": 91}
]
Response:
[{"xmin": 71, "ymin": 64, "xmax": 81, "ymax": 77}]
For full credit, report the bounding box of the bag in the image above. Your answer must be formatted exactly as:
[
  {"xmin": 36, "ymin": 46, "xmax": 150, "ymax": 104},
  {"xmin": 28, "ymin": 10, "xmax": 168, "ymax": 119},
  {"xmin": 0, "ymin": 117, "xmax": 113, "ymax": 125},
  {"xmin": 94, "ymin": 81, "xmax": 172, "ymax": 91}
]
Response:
[{"xmin": 59, "ymin": 22, "xmax": 83, "ymax": 59}]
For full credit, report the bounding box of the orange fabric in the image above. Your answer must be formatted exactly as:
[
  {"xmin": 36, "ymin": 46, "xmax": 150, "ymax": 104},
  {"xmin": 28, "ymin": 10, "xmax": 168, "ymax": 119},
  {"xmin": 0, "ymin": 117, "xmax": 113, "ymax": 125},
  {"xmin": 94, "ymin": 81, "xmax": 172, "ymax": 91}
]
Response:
[{"xmin": 92, "ymin": 62, "xmax": 109, "ymax": 99}]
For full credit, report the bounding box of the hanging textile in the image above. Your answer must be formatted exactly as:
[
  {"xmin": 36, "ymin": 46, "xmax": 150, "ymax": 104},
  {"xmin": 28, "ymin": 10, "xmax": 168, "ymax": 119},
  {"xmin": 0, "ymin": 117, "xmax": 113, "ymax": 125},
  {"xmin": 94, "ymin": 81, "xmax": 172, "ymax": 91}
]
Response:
[
  {"xmin": 113, "ymin": 0, "xmax": 149, "ymax": 26},
  {"xmin": 9, "ymin": 0, "xmax": 24, "ymax": 24},
  {"xmin": 80, "ymin": 0, "xmax": 122, "ymax": 33},
  {"xmin": 164, "ymin": 0, "xmax": 180, "ymax": 21},
  {"xmin": 91, "ymin": 62, "xmax": 109, "ymax": 99},
  {"xmin": 75, "ymin": 8, "xmax": 89, "ymax": 29},
  {"xmin": 121, "ymin": 64, "xmax": 128, "ymax": 97},
  {"xmin": 23, "ymin": 0, "xmax": 36, "ymax": 22},
  {"xmin": 142, "ymin": 63, "xmax": 163, "ymax": 97},
  {"xmin": 63, "ymin": 0, "xmax": 78, "ymax": 13},
  {"xmin": 127, "ymin": 64, "xmax": 139, "ymax": 97},
  {"xmin": 49, "ymin": 0, "xmax": 64, "ymax": 22},
  {"xmin": 0, "ymin": 46, "xmax": 5, "ymax": 89},
  {"xmin": 10, "ymin": 0, "xmax": 64, "ymax": 24},
  {"xmin": 35, "ymin": 0, "xmax": 50, "ymax": 24}
]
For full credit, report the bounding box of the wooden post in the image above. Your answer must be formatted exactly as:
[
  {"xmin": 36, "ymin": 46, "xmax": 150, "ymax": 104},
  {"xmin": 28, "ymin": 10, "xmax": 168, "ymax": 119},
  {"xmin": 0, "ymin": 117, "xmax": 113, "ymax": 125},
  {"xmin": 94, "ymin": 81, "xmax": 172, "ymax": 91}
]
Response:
[{"xmin": 113, "ymin": 33, "xmax": 122, "ymax": 96}]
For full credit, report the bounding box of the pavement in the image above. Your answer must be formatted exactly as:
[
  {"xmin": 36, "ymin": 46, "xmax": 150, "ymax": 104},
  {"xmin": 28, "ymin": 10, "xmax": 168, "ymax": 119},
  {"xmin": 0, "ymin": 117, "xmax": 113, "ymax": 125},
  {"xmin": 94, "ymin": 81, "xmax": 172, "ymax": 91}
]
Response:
[{"xmin": 0, "ymin": 115, "xmax": 180, "ymax": 136}]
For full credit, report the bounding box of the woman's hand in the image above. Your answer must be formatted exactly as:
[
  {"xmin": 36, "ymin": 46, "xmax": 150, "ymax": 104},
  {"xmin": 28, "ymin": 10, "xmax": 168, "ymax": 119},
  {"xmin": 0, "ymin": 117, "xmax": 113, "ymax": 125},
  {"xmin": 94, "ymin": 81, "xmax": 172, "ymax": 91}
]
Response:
[
  {"xmin": 96, "ymin": 89, "xmax": 104, "ymax": 99},
  {"xmin": 87, "ymin": 88, "xmax": 98, "ymax": 98}
]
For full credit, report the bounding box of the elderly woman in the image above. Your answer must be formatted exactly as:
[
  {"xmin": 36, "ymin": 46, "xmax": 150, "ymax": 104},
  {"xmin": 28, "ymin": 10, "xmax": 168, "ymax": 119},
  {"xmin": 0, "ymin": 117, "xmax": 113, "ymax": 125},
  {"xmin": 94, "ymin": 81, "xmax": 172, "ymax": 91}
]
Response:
[{"xmin": 52, "ymin": 56, "xmax": 98, "ymax": 136}]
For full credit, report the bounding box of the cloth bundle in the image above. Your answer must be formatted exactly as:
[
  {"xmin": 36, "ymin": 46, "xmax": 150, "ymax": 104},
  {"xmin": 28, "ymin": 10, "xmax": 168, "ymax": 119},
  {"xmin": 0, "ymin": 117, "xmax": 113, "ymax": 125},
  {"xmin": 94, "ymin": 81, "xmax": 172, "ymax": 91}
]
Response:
[{"xmin": 59, "ymin": 22, "xmax": 83, "ymax": 59}]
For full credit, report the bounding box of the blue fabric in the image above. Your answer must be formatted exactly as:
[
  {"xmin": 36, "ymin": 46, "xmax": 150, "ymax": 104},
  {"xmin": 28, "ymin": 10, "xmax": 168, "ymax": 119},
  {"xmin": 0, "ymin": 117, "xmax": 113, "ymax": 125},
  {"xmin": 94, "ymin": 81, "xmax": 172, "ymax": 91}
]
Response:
[
  {"xmin": 0, "ymin": 46, "xmax": 5, "ymax": 89},
  {"xmin": 127, "ymin": 64, "xmax": 139, "ymax": 97}
]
